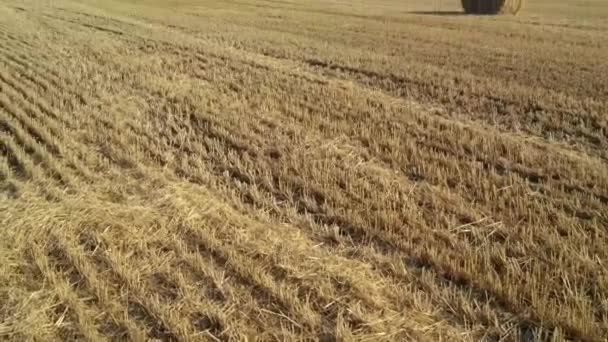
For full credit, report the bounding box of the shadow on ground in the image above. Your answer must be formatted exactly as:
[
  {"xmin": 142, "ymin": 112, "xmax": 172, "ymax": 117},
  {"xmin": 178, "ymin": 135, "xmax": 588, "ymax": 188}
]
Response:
[{"xmin": 407, "ymin": 11, "xmax": 467, "ymax": 16}]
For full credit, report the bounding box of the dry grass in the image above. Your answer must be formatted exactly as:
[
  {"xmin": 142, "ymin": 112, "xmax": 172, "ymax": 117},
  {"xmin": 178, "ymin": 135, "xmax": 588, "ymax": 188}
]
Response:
[{"xmin": 0, "ymin": 0, "xmax": 607, "ymax": 340}]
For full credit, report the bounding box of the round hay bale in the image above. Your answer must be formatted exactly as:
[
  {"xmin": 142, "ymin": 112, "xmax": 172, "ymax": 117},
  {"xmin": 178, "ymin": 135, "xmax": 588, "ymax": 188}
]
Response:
[{"xmin": 461, "ymin": 0, "xmax": 523, "ymax": 15}]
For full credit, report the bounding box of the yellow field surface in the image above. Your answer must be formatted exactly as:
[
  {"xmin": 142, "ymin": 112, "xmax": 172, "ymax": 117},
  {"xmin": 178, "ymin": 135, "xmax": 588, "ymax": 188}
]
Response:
[{"xmin": 0, "ymin": 0, "xmax": 607, "ymax": 340}]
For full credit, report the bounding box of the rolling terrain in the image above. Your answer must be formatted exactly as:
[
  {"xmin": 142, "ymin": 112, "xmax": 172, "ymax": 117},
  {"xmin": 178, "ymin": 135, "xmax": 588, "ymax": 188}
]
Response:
[{"xmin": 1, "ymin": 0, "xmax": 607, "ymax": 340}]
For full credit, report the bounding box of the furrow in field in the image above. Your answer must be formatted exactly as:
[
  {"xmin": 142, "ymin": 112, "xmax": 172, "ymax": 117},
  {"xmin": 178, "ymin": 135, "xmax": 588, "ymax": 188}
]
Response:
[
  {"xmin": 173, "ymin": 180, "xmax": 482, "ymax": 339},
  {"xmin": 290, "ymin": 90, "xmax": 607, "ymax": 221},
  {"xmin": 41, "ymin": 13, "xmax": 127, "ymax": 38},
  {"xmin": 207, "ymin": 45, "xmax": 608, "ymax": 240},
  {"xmin": 0, "ymin": 101, "xmax": 76, "ymax": 188},
  {"xmin": 0, "ymin": 36, "xmax": 67, "ymax": 83},
  {"xmin": 46, "ymin": 233, "xmax": 151, "ymax": 340},
  {"xmin": 0, "ymin": 72, "xmax": 96, "ymax": 181},
  {"xmin": 45, "ymin": 195, "xmax": 290, "ymax": 340},
  {"xmin": 89, "ymin": 216, "xmax": 301, "ymax": 340},
  {"xmin": 180, "ymin": 23, "xmax": 606, "ymax": 157},
  {"xmin": 178, "ymin": 39, "xmax": 608, "ymax": 194},
  {"xmin": 88, "ymin": 240, "xmax": 186, "ymax": 340},
  {"xmin": 76, "ymin": 191, "xmax": 383, "ymax": 339},
  {"xmin": 70, "ymin": 203, "xmax": 279, "ymax": 340},
  {"xmin": 0, "ymin": 39, "xmax": 96, "ymax": 110},
  {"xmin": 0, "ymin": 49, "xmax": 89, "ymax": 112},
  {"xmin": 177, "ymin": 45, "xmax": 607, "ymax": 263},
  {"xmin": 0, "ymin": 153, "xmax": 8, "ymax": 180},
  {"xmin": 0, "ymin": 131, "xmax": 30, "ymax": 184},
  {"xmin": 55, "ymin": 7, "xmax": 140, "ymax": 29},
  {"xmin": 176, "ymin": 134, "xmax": 531, "ymax": 339},
  {"xmin": 171, "ymin": 91, "xmax": 604, "ymax": 340},
  {"xmin": 224, "ymin": 12, "xmax": 608, "ymax": 97},
  {"xmin": 0, "ymin": 127, "xmax": 73, "ymax": 207},
  {"xmin": 0, "ymin": 154, "xmax": 22, "ymax": 199},
  {"xmin": 0, "ymin": 134, "xmax": 66, "ymax": 200},
  {"xmin": 0, "ymin": 30, "xmax": 37, "ymax": 52},
  {"xmin": 0, "ymin": 79, "xmax": 64, "ymax": 155},
  {"xmin": 177, "ymin": 222, "xmax": 325, "ymax": 334},
  {"xmin": 95, "ymin": 38, "xmax": 605, "ymax": 338},
  {"xmin": 0, "ymin": 43, "xmax": 139, "ymax": 175},
  {"xmin": 89, "ymin": 123, "xmax": 442, "ymax": 340},
  {"xmin": 30, "ymin": 240, "xmax": 114, "ymax": 341},
  {"xmin": 160, "ymin": 235, "xmax": 293, "ymax": 339},
  {"xmin": 271, "ymin": 91, "xmax": 608, "ymax": 247},
  {"xmin": 268, "ymin": 53, "xmax": 607, "ymax": 158},
  {"xmin": 163, "ymin": 113, "xmax": 524, "ymax": 339},
  {"xmin": 160, "ymin": 179, "xmax": 442, "ymax": 336},
  {"xmin": 53, "ymin": 5, "xmax": 148, "ymax": 34},
  {"xmin": 100, "ymin": 44, "xmax": 600, "ymax": 336},
  {"xmin": 0, "ymin": 61, "xmax": 75, "ymax": 130},
  {"xmin": 159, "ymin": 239, "xmax": 265, "ymax": 340},
  {"xmin": 74, "ymin": 228, "xmax": 237, "ymax": 341}
]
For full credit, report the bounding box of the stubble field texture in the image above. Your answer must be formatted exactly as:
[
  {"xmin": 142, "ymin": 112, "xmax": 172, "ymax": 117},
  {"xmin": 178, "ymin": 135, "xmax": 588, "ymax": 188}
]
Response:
[{"xmin": 0, "ymin": 0, "xmax": 607, "ymax": 340}]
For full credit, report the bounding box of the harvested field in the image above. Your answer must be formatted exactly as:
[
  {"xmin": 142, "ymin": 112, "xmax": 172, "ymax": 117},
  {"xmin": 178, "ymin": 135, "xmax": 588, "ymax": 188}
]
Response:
[{"xmin": 1, "ymin": 0, "xmax": 607, "ymax": 340}]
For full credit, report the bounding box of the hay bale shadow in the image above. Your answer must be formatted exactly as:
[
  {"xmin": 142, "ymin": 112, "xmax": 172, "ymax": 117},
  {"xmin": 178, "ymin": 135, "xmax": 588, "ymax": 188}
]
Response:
[{"xmin": 407, "ymin": 11, "xmax": 467, "ymax": 16}]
